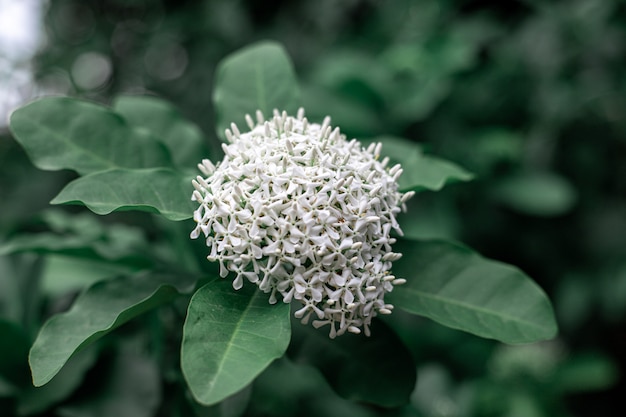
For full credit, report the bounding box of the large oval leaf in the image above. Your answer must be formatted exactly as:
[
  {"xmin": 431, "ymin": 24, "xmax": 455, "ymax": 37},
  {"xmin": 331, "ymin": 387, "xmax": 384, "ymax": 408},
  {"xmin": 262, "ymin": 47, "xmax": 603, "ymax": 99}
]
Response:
[
  {"xmin": 112, "ymin": 95, "xmax": 209, "ymax": 170},
  {"xmin": 181, "ymin": 279, "xmax": 291, "ymax": 405},
  {"xmin": 388, "ymin": 239, "xmax": 557, "ymax": 344},
  {"xmin": 288, "ymin": 318, "xmax": 416, "ymax": 407},
  {"xmin": 9, "ymin": 97, "xmax": 173, "ymax": 175},
  {"xmin": 50, "ymin": 168, "xmax": 195, "ymax": 221},
  {"xmin": 213, "ymin": 41, "xmax": 301, "ymax": 140},
  {"xmin": 29, "ymin": 272, "xmax": 197, "ymax": 386}
]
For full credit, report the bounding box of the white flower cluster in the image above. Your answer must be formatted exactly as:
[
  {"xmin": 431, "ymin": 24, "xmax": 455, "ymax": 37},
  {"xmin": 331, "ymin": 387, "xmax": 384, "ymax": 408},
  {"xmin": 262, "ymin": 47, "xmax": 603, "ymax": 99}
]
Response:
[{"xmin": 190, "ymin": 108, "xmax": 414, "ymax": 338}]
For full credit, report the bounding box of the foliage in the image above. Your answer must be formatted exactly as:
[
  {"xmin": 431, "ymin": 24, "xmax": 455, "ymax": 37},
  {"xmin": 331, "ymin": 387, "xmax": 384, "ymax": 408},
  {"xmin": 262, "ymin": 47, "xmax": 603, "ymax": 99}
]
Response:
[{"xmin": 1, "ymin": 0, "xmax": 624, "ymax": 416}]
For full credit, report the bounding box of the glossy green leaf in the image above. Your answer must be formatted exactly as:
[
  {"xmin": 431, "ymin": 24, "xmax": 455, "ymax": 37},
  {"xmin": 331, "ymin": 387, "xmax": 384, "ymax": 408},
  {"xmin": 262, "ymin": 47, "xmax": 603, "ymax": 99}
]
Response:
[
  {"xmin": 289, "ymin": 318, "xmax": 416, "ymax": 407},
  {"xmin": 29, "ymin": 272, "xmax": 197, "ymax": 387},
  {"xmin": 388, "ymin": 239, "xmax": 558, "ymax": 344},
  {"xmin": 50, "ymin": 168, "xmax": 195, "ymax": 221},
  {"xmin": 9, "ymin": 97, "xmax": 173, "ymax": 175},
  {"xmin": 213, "ymin": 41, "xmax": 301, "ymax": 140},
  {"xmin": 112, "ymin": 95, "xmax": 208, "ymax": 169},
  {"xmin": 367, "ymin": 136, "xmax": 474, "ymax": 192},
  {"xmin": 181, "ymin": 279, "xmax": 291, "ymax": 405}
]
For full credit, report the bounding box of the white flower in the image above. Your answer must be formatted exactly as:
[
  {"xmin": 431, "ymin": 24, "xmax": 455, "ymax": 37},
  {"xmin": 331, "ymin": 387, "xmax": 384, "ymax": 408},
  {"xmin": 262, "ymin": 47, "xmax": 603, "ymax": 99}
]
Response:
[{"xmin": 191, "ymin": 108, "xmax": 414, "ymax": 338}]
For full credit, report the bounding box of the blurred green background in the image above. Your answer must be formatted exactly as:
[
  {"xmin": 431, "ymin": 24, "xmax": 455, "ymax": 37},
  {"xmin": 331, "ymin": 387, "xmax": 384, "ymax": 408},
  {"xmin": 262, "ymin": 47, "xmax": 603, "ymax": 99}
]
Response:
[{"xmin": 1, "ymin": 0, "xmax": 625, "ymax": 416}]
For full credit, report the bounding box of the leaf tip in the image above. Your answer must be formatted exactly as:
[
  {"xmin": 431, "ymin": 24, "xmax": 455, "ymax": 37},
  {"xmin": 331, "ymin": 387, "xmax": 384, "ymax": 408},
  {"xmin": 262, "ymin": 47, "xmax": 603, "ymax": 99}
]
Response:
[{"xmin": 28, "ymin": 352, "xmax": 58, "ymax": 387}]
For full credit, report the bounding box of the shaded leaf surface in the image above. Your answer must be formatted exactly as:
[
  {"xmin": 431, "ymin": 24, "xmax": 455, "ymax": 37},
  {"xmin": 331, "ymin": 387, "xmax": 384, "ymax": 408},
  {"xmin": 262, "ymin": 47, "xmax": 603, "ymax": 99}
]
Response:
[
  {"xmin": 29, "ymin": 272, "xmax": 197, "ymax": 386},
  {"xmin": 40, "ymin": 255, "xmax": 138, "ymax": 297},
  {"xmin": 249, "ymin": 358, "xmax": 327, "ymax": 417},
  {"xmin": 388, "ymin": 239, "xmax": 558, "ymax": 344},
  {"xmin": 50, "ymin": 168, "xmax": 195, "ymax": 221},
  {"xmin": 0, "ymin": 319, "xmax": 31, "ymax": 387},
  {"xmin": 0, "ymin": 209, "xmax": 153, "ymax": 267},
  {"xmin": 366, "ymin": 136, "xmax": 473, "ymax": 192},
  {"xmin": 181, "ymin": 279, "xmax": 291, "ymax": 405},
  {"xmin": 188, "ymin": 384, "xmax": 252, "ymax": 417},
  {"xmin": 288, "ymin": 318, "xmax": 416, "ymax": 407},
  {"xmin": 0, "ymin": 258, "xmax": 21, "ymax": 323},
  {"xmin": 250, "ymin": 357, "xmax": 379, "ymax": 417},
  {"xmin": 493, "ymin": 171, "xmax": 577, "ymax": 216},
  {"xmin": 9, "ymin": 97, "xmax": 172, "ymax": 175},
  {"xmin": 56, "ymin": 349, "xmax": 161, "ymax": 417},
  {"xmin": 0, "ymin": 232, "xmax": 150, "ymax": 267},
  {"xmin": 552, "ymin": 353, "xmax": 618, "ymax": 393},
  {"xmin": 0, "ymin": 233, "xmax": 99, "ymax": 258},
  {"xmin": 213, "ymin": 41, "xmax": 301, "ymax": 140},
  {"xmin": 112, "ymin": 95, "xmax": 208, "ymax": 169},
  {"xmin": 18, "ymin": 346, "xmax": 99, "ymax": 415}
]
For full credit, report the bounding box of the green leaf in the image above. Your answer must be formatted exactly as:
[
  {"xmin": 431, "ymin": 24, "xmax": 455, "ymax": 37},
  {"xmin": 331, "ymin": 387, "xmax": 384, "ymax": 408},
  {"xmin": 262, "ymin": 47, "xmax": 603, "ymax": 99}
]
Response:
[
  {"xmin": 112, "ymin": 95, "xmax": 208, "ymax": 170},
  {"xmin": 366, "ymin": 136, "xmax": 474, "ymax": 192},
  {"xmin": 388, "ymin": 239, "xmax": 557, "ymax": 344},
  {"xmin": 181, "ymin": 279, "xmax": 291, "ymax": 405},
  {"xmin": 213, "ymin": 41, "xmax": 301, "ymax": 140},
  {"xmin": 50, "ymin": 168, "xmax": 196, "ymax": 221},
  {"xmin": 249, "ymin": 358, "xmax": 327, "ymax": 417},
  {"xmin": 40, "ymin": 255, "xmax": 137, "ymax": 296},
  {"xmin": 289, "ymin": 318, "xmax": 416, "ymax": 407},
  {"xmin": 0, "ymin": 231, "xmax": 149, "ymax": 266},
  {"xmin": 188, "ymin": 384, "xmax": 252, "ymax": 417},
  {"xmin": 250, "ymin": 357, "xmax": 379, "ymax": 417},
  {"xmin": 0, "ymin": 210, "xmax": 153, "ymax": 267},
  {"xmin": 0, "ymin": 233, "xmax": 95, "ymax": 258},
  {"xmin": 301, "ymin": 84, "xmax": 383, "ymax": 138},
  {"xmin": 29, "ymin": 272, "xmax": 197, "ymax": 387},
  {"xmin": 493, "ymin": 171, "xmax": 578, "ymax": 216},
  {"xmin": 18, "ymin": 345, "xmax": 99, "ymax": 415},
  {"xmin": 56, "ymin": 349, "xmax": 161, "ymax": 417},
  {"xmin": 9, "ymin": 97, "xmax": 173, "ymax": 175},
  {"xmin": 553, "ymin": 353, "xmax": 619, "ymax": 393},
  {"xmin": 381, "ymin": 34, "xmax": 477, "ymax": 124}
]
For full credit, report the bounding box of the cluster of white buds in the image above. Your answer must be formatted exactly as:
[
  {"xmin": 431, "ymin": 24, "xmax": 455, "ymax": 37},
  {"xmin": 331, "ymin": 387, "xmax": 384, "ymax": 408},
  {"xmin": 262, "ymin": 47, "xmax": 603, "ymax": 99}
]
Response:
[{"xmin": 191, "ymin": 108, "xmax": 414, "ymax": 338}]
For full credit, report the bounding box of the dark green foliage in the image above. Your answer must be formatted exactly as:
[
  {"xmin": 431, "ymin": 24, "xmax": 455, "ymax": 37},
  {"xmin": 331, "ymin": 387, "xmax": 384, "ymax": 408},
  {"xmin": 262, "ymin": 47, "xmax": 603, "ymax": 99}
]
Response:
[{"xmin": 0, "ymin": 0, "xmax": 624, "ymax": 416}]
